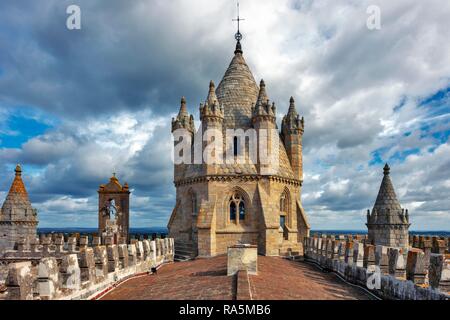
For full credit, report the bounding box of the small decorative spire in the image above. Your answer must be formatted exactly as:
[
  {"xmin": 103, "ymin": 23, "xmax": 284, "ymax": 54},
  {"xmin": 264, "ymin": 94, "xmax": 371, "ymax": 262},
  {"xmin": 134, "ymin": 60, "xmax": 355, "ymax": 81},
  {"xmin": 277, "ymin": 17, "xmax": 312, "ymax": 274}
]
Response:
[
  {"xmin": 206, "ymin": 80, "xmax": 218, "ymax": 105},
  {"xmin": 177, "ymin": 96, "xmax": 189, "ymax": 118},
  {"xmin": 233, "ymin": 1, "xmax": 245, "ymax": 55},
  {"xmin": 383, "ymin": 163, "xmax": 390, "ymax": 175},
  {"xmin": 288, "ymin": 97, "xmax": 296, "ymax": 113},
  {"xmin": 15, "ymin": 164, "xmax": 22, "ymax": 176},
  {"xmin": 257, "ymin": 79, "xmax": 268, "ymax": 104}
]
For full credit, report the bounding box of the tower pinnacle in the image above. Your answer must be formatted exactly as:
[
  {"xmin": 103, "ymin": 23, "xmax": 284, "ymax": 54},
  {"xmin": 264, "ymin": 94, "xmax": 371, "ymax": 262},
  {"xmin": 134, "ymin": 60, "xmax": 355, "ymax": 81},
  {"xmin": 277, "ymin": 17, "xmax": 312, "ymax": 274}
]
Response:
[{"xmin": 232, "ymin": 1, "xmax": 245, "ymax": 54}]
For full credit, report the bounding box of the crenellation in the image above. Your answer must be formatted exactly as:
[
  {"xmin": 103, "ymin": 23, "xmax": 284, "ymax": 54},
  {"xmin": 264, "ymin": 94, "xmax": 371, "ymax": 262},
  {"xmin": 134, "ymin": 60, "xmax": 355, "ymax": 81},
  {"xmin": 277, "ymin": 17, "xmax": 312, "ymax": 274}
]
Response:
[
  {"xmin": 2, "ymin": 237, "xmax": 174, "ymax": 300},
  {"xmin": 406, "ymin": 249, "xmax": 428, "ymax": 285},
  {"xmin": 78, "ymin": 248, "xmax": 96, "ymax": 285},
  {"xmin": 304, "ymin": 235, "xmax": 450, "ymax": 300},
  {"xmin": 128, "ymin": 243, "xmax": 137, "ymax": 266},
  {"xmin": 353, "ymin": 241, "xmax": 364, "ymax": 267}
]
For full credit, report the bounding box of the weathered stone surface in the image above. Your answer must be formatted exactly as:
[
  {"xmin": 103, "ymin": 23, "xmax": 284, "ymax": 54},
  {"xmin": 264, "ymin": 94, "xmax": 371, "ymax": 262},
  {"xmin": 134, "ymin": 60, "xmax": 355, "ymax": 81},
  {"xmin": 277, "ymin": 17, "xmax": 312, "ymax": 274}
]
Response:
[
  {"xmin": 375, "ymin": 245, "xmax": 389, "ymax": 274},
  {"xmin": 406, "ymin": 249, "xmax": 428, "ymax": 285},
  {"xmin": 128, "ymin": 244, "xmax": 137, "ymax": 266},
  {"xmin": 388, "ymin": 247, "xmax": 406, "ymax": 278},
  {"xmin": 38, "ymin": 257, "xmax": 59, "ymax": 299},
  {"xmin": 78, "ymin": 248, "xmax": 96, "ymax": 283},
  {"xmin": 363, "ymin": 245, "xmax": 376, "ymax": 268},
  {"xmin": 429, "ymin": 254, "xmax": 450, "ymax": 292},
  {"xmin": 118, "ymin": 244, "xmax": 129, "ymax": 268},
  {"xmin": 60, "ymin": 254, "xmax": 81, "ymax": 291},
  {"xmin": 366, "ymin": 165, "xmax": 410, "ymax": 248},
  {"xmin": 0, "ymin": 166, "xmax": 38, "ymax": 253},
  {"xmin": 93, "ymin": 246, "xmax": 108, "ymax": 280},
  {"xmin": 353, "ymin": 242, "xmax": 364, "ymax": 267},
  {"xmin": 6, "ymin": 261, "xmax": 35, "ymax": 300},
  {"xmin": 227, "ymin": 245, "xmax": 257, "ymax": 276},
  {"xmin": 106, "ymin": 244, "xmax": 119, "ymax": 272}
]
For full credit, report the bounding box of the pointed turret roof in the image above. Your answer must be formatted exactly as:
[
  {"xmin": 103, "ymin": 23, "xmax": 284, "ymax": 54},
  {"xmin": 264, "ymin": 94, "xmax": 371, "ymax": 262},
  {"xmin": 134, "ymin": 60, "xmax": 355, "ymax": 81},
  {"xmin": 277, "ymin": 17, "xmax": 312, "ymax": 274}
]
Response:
[
  {"xmin": 372, "ymin": 164, "xmax": 402, "ymax": 212},
  {"xmin": 216, "ymin": 41, "xmax": 259, "ymax": 128},
  {"xmin": 177, "ymin": 97, "xmax": 189, "ymax": 118},
  {"xmin": 287, "ymin": 97, "xmax": 298, "ymax": 118},
  {"xmin": 206, "ymin": 81, "xmax": 218, "ymax": 105},
  {"xmin": 6, "ymin": 165, "xmax": 30, "ymax": 201},
  {"xmin": 1, "ymin": 165, "xmax": 37, "ymax": 223}
]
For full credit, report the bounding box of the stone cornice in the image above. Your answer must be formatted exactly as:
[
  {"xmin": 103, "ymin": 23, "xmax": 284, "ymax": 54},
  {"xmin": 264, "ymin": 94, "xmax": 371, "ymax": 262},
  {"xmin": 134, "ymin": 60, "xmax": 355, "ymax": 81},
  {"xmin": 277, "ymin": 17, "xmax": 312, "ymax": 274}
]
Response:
[{"xmin": 174, "ymin": 174, "xmax": 302, "ymax": 187}]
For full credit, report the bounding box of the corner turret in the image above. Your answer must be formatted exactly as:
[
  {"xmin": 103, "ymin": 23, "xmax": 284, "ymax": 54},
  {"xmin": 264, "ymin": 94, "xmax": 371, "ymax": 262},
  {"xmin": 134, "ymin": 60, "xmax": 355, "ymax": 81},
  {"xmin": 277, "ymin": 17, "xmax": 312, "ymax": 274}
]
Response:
[
  {"xmin": 366, "ymin": 164, "xmax": 410, "ymax": 248},
  {"xmin": 172, "ymin": 97, "xmax": 195, "ymax": 134},
  {"xmin": 281, "ymin": 97, "xmax": 305, "ymax": 182}
]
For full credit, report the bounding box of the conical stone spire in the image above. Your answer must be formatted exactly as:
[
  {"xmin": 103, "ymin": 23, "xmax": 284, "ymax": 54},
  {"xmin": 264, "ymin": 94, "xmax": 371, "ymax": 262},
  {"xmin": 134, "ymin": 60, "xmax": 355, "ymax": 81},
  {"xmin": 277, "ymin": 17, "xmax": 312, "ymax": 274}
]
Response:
[
  {"xmin": 287, "ymin": 97, "xmax": 298, "ymax": 118},
  {"xmin": 0, "ymin": 165, "xmax": 38, "ymax": 252},
  {"xmin": 206, "ymin": 80, "xmax": 218, "ymax": 105},
  {"xmin": 366, "ymin": 164, "xmax": 410, "ymax": 248},
  {"xmin": 172, "ymin": 97, "xmax": 195, "ymax": 133},
  {"xmin": 216, "ymin": 41, "xmax": 259, "ymax": 129},
  {"xmin": 178, "ymin": 97, "xmax": 189, "ymax": 118},
  {"xmin": 372, "ymin": 164, "xmax": 402, "ymax": 212},
  {"xmin": 256, "ymin": 79, "xmax": 268, "ymax": 105}
]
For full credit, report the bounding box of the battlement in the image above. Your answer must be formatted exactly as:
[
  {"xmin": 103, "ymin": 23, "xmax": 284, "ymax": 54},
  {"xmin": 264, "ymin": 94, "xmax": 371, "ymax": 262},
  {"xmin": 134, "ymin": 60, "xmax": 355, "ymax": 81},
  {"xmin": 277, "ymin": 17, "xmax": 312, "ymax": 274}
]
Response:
[
  {"xmin": 0, "ymin": 237, "xmax": 174, "ymax": 300},
  {"xmin": 303, "ymin": 234, "xmax": 449, "ymax": 300}
]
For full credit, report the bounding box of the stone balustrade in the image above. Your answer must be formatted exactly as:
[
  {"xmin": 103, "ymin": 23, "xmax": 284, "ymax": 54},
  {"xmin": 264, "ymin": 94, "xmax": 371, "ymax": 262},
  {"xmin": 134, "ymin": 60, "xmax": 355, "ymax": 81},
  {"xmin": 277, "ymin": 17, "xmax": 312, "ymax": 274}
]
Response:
[
  {"xmin": 0, "ymin": 237, "xmax": 174, "ymax": 300},
  {"xmin": 304, "ymin": 235, "xmax": 449, "ymax": 300}
]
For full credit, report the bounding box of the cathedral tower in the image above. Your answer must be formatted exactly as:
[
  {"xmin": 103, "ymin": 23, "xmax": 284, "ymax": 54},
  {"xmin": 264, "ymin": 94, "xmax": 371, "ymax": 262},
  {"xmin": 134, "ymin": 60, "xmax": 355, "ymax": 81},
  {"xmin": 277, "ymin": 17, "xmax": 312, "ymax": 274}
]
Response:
[
  {"xmin": 0, "ymin": 165, "xmax": 38, "ymax": 252},
  {"xmin": 168, "ymin": 20, "xmax": 310, "ymax": 258},
  {"xmin": 282, "ymin": 97, "xmax": 305, "ymax": 182}
]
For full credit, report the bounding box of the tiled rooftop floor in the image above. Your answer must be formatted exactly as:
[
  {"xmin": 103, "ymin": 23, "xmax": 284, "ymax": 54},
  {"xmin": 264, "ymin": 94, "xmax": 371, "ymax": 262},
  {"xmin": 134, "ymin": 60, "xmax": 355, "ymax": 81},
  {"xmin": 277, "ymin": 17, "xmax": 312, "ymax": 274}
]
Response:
[{"xmin": 100, "ymin": 255, "xmax": 372, "ymax": 300}]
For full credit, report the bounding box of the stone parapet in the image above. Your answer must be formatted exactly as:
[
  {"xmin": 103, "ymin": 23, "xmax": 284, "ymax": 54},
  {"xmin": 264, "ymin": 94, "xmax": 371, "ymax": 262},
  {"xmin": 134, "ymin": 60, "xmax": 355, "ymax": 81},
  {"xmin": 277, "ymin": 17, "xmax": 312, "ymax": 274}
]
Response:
[
  {"xmin": 304, "ymin": 235, "xmax": 450, "ymax": 300},
  {"xmin": 1, "ymin": 238, "xmax": 174, "ymax": 300}
]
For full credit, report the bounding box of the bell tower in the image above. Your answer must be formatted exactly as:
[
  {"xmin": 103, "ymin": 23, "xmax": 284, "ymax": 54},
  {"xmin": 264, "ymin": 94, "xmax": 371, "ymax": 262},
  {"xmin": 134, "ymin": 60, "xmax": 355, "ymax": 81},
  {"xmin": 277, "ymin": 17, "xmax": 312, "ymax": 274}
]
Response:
[{"xmin": 98, "ymin": 173, "xmax": 130, "ymax": 243}]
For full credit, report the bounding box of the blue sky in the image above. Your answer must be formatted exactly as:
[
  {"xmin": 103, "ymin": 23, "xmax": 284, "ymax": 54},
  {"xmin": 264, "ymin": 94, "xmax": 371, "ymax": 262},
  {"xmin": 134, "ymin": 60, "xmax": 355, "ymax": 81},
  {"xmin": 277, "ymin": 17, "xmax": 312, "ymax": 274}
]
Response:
[{"xmin": 0, "ymin": 0, "xmax": 449, "ymax": 230}]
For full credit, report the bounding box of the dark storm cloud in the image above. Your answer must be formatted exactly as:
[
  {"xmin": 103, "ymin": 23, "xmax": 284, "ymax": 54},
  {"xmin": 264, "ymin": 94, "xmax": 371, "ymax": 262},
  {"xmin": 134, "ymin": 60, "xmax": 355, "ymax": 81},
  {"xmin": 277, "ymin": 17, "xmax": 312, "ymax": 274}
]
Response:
[{"xmin": 0, "ymin": 0, "xmax": 233, "ymax": 120}]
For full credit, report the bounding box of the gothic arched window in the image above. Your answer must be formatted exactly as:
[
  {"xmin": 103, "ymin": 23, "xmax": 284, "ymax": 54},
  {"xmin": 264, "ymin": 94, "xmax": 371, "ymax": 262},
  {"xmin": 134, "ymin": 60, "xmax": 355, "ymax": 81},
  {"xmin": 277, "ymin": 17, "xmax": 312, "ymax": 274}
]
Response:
[
  {"xmin": 280, "ymin": 189, "xmax": 290, "ymax": 240},
  {"xmin": 230, "ymin": 202, "xmax": 237, "ymax": 221},
  {"xmin": 229, "ymin": 192, "xmax": 245, "ymax": 223}
]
